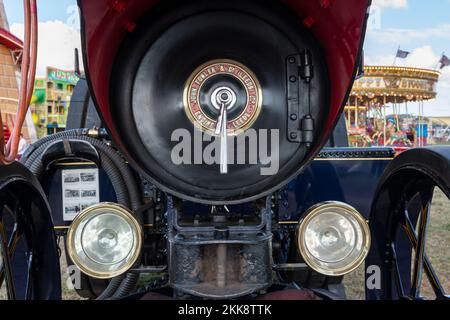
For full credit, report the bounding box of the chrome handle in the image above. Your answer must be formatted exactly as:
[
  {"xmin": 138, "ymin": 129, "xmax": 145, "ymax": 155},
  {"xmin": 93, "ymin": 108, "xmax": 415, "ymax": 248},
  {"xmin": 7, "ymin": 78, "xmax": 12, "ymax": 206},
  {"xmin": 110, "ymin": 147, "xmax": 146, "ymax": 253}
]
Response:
[{"xmin": 215, "ymin": 102, "xmax": 228, "ymax": 174}]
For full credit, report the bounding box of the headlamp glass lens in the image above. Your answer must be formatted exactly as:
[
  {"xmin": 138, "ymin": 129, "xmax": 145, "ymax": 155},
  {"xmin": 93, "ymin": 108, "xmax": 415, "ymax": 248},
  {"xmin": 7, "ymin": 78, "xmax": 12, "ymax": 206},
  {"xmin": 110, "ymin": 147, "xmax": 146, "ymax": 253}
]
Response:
[
  {"xmin": 81, "ymin": 214, "xmax": 134, "ymax": 265},
  {"xmin": 298, "ymin": 203, "xmax": 370, "ymax": 276},
  {"xmin": 68, "ymin": 204, "xmax": 141, "ymax": 279}
]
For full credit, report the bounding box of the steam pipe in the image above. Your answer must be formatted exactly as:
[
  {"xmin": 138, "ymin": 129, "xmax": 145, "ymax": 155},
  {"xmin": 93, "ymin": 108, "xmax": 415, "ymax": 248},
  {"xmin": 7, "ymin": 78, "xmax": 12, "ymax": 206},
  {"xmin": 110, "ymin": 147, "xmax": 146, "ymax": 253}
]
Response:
[{"xmin": 1, "ymin": 0, "xmax": 37, "ymax": 163}]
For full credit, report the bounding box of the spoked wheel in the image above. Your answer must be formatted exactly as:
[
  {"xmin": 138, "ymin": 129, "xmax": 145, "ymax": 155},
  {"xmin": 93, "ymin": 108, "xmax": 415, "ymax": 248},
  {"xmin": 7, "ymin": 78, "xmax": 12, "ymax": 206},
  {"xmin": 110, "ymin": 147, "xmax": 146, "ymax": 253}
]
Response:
[
  {"xmin": 0, "ymin": 196, "xmax": 35, "ymax": 299},
  {"xmin": 368, "ymin": 147, "xmax": 450, "ymax": 300},
  {"xmin": 0, "ymin": 162, "xmax": 61, "ymax": 300}
]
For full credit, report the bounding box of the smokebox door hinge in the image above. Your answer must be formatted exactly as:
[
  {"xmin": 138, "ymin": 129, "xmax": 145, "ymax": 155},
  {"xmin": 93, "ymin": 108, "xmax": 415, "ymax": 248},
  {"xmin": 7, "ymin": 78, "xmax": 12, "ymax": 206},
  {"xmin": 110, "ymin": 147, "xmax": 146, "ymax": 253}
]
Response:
[{"xmin": 286, "ymin": 53, "xmax": 315, "ymax": 145}]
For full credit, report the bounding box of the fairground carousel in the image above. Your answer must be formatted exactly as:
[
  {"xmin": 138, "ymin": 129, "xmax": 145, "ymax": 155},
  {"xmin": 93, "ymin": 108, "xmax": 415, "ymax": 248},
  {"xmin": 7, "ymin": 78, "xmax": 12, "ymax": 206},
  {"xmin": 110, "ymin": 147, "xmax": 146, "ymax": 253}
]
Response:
[{"xmin": 345, "ymin": 66, "xmax": 440, "ymax": 147}]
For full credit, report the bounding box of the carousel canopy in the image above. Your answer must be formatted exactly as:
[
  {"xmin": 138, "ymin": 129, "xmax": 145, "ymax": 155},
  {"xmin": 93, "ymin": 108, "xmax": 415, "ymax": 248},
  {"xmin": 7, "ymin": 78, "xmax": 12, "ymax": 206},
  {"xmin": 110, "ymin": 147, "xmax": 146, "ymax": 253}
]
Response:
[{"xmin": 350, "ymin": 66, "xmax": 440, "ymax": 104}]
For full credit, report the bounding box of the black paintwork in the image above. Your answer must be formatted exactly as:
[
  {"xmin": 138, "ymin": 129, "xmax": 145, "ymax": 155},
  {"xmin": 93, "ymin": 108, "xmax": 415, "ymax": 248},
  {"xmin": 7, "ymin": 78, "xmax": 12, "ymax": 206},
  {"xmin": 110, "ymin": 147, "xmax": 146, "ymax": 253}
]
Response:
[
  {"xmin": 65, "ymin": 79, "xmax": 102, "ymax": 130},
  {"xmin": 47, "ymin": 148, "xmax": 393, "ymax": 228},
  {"xmin": 110, "ymin": 0, "xmax": 329, "ymax": 204},
  {"xmin": 367, "ymin": 147, "xmax": 450, "ymax": 300},
  {"xmin": 41, "ymin": 163, "xmax": 117, "ymax": 229},
  {"xmin": 0, "ymin": 162, "xmax": 61, "ymax": 300}
]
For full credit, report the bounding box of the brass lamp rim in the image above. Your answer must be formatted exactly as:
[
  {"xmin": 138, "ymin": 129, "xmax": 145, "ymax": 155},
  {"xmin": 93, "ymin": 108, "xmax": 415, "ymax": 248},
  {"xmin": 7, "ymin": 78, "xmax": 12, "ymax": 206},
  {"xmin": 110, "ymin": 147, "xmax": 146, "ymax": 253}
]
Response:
[
  {"xmin": 296, "ymin": 201, "xmax": 371, "ymax": 277},
  {"xmin": 66, "ymin": 203, "xmax": 142, "ymax": 279}
]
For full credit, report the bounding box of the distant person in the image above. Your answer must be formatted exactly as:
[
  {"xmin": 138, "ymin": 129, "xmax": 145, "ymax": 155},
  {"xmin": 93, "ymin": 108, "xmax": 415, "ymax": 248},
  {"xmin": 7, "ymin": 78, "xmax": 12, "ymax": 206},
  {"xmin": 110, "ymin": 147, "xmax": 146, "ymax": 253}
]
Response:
[{"xmin": 17, "ymin": 133, "xmax": 29, "ymax": 158}]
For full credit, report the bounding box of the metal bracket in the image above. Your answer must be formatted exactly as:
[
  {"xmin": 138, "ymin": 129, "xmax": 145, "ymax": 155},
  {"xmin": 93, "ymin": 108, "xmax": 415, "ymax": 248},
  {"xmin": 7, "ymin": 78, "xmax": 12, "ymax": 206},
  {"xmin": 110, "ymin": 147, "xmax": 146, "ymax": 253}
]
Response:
[
  {"xmin": 286, "ymin": 53, "xmax": 315, "ymax": 145},
  {"xmin": 286, "ymin": 54, "xmax": 302, "ymax": 143},
  {"xmin": 165, "ymin": 196, "xmax": 272, "ymax": 233}
]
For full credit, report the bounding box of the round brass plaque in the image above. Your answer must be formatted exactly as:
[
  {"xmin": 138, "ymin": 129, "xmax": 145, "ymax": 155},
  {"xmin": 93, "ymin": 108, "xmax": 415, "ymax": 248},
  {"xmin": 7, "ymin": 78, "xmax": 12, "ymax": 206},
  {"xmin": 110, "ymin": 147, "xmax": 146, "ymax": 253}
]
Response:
[{"xmin": 183, "ymin": 59, "xmax": 263, "ymax": 135}]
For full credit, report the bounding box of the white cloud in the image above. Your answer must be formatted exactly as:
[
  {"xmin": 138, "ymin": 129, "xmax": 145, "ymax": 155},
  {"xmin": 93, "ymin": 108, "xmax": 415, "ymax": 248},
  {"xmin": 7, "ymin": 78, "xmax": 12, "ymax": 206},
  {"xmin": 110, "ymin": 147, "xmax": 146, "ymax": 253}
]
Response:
[
  {"xmin": 367, "ymin": 1, "xmax": 408, "ymax": 32},
  {"xmin": 372, "ymin": 0, "xmax": 408, "ymax": 9},
  {"xmin": 10, "ymin": 20, "xmax": 83, "ymax": 76},
  {"xmin": 368, "ymin": 24, "xmax": 450, "ymax": 45},
  {"xmin": 366, "ymin": 46, "xmax": 450, "ymax": 117},
  {"xmin": 427, "ymin": 66, "xmax": 450, "ymax": 117},
  {"xmin": 367, "ymin": 45, "xmax": 441, "ymax": 69}
]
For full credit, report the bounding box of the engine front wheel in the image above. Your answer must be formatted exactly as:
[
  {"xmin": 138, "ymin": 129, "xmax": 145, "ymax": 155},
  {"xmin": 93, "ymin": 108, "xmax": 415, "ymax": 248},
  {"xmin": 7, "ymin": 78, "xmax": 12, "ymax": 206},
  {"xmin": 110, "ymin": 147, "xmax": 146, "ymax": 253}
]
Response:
[
  {"xmin": 0, "ymin": 162, "xmax": 61, "ymax": 300},
  {"xmin": 368, "ymin": 147, "xmax": 450, "ymax": 300}
]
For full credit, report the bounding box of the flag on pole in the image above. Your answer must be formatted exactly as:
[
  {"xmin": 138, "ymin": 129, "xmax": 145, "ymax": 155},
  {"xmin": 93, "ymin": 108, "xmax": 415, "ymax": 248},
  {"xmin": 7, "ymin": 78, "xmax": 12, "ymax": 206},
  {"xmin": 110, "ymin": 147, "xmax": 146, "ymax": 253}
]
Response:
[
  {"xmin": 396, "ymin": 49, "xmax": 410, "ymax": 59},
  {"xmin": 439, "ymin": 54, "xmax": 450, "ymax": 70}
]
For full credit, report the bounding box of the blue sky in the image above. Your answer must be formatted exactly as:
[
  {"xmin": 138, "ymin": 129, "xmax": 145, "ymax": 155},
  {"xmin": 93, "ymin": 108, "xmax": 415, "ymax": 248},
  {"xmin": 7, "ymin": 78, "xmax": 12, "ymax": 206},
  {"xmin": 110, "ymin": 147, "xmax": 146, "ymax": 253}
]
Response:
[
  {"xmin": 2, "ymin": 0, "xmax": 450, "ymax": 116},
  {"xmin": 3, "ymin": 0, "xmax": 76, "ymax": 25},
  {"xmin": 365, "ymin": 0, "xmax": 450, "ymax": 64},
  {"xmin": 3, "ymin": 0, "xmax": 80, "ymax": 77},
  {"xmin": 379, "ymin": 1, "xmax": 449, "ymax": 29},
  {"xmin": 364, "ymin": 0, "xmax": 450, "ymax": 116}
]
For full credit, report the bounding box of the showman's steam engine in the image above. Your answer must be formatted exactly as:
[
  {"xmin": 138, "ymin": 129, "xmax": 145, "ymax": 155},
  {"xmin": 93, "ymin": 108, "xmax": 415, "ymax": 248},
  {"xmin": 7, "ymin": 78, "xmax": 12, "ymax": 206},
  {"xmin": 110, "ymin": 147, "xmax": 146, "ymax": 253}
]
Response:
[{"xmin": 1, "ymin": 0, "xmax": 448, "ymax": 301}]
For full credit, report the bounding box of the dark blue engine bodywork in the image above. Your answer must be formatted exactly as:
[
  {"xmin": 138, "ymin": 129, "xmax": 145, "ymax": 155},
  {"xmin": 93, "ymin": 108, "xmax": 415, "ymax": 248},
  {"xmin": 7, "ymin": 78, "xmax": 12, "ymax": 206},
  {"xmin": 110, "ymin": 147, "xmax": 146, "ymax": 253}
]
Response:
[
  {"xmin": 46, "ymin": 148, "xmax": 393, "ymax": 229},
  {"xmin": 43, "ymin": 147, "xmax": 395, "ymax": 300},
  {"xmin": 277, "ymin": 151, "xmax": 392, "ymax": 222},
  {"xmin": 41, "ymin": 163, "xmax": 117, "ymax": 228},
  {"xmin": 180, "ymin": 148, "xmax": 394, "ymax": 223}
]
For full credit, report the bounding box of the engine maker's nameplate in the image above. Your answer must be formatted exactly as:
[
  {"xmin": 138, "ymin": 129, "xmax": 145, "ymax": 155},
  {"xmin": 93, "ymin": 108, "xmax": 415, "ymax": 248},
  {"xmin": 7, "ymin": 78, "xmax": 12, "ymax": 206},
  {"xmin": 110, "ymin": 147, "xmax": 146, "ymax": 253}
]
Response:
[{"xmin": 184, "ymin": 59, "xmax": 262, "ymax": 135}]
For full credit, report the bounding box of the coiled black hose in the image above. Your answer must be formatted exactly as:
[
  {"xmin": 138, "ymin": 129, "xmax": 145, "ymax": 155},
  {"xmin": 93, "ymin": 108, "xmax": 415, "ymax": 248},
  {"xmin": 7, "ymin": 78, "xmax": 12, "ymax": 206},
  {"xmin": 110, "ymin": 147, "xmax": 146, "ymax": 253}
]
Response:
[
  {"xmin": 21, "ymin": 129, "xmax": 85, "ymax": 161},
  {"xmin": 21, "ymin": 130, "xmax": 142, "ymax": 300}
]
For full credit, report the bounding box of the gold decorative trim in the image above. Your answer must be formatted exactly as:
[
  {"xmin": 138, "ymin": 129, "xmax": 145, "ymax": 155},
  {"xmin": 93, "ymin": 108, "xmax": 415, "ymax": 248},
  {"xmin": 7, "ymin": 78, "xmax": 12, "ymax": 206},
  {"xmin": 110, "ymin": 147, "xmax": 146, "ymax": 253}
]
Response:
[
  {"xmin": 363, "ymin": 65, "xmax": 440, "ymax": 78},
  {"xmin": 278, "ymin": 221, "xmax": 298, "ymax": 225},
  {"xmin": 54, "ymin": 226, "xmax": 70, "ymax": 230},
  {"xmin": 350, "ymin": 65, "xmax": 440, "ymax": 104},
  {"xmin": 183, "ymin": 59, "xmax": 263, "ymax": 135},
  {"xmin": 314, "ymin": 158, "xmax": 394, "ymax": 161},
  {"xmin": 296, "ymin": 201, "xmax": 371, "ymax": 277},
  {"xmin": 56, "ymin": 224, "xmax": 154, "ymax": 229},
  {"xmin": 54, "ymin": 162, "xmax": 96, "ymax": 166}
]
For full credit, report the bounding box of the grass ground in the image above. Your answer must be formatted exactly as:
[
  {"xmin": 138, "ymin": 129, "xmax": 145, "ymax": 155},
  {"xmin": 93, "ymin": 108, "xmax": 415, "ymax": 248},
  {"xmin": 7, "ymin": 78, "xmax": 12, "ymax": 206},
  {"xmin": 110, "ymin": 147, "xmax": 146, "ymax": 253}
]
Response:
[
  {"xmin": 343, "ymin": 188, "xmax": 450, "ymax": 300},
  {"xmin": 59, "ymin": 244, "xmax": 84, "ymax": 300}
]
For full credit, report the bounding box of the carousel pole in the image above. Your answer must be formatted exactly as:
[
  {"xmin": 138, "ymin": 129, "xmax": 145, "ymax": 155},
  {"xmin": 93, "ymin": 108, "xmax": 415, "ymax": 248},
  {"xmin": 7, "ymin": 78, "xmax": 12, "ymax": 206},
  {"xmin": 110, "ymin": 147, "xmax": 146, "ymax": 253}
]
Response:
[
  {"xmin": 383, "ymin": 95, "xmax": 387, "ymax": 146},
  {"xmin": 418, "ymin": 99, "xmax": 423, "ymax": 147},
  {"xmin": 421, "ymin": 99, "xmax": 424, "ymax": 147},
  {"xmin": 347, "ymin": 106, "xmax": 351, "ymax": 128},
  {"xmin": 394, "ymin": 96, "xmax": 400, "ymax": 131},
  {"xmin": 417, "ymin": 99, "xmax": 420, "ymax": 147},
  {"xmin": 419, "ymin": 99, "xmax": 423, "ymax": 147},
  {"xmin": 347, "ymin": 97, "xmax": 352, "ymax": 128},
  {"xmin": 393, "ymin": 98, "xmax": 396, "ymax": 129},
  {"xmin": 355, "ymin": 96, "xmax": 359, "ymax": 128},
  {"xmin": 421, "ymin": 100, "xmax": 423, "ymax": 147},
  {"xmin": 405, "ymin": 100, "xmax": 412, "ymax": 143},
  {"xmin": 424, "ymin": 100, "xmax": 427, "ymax": 146}
]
